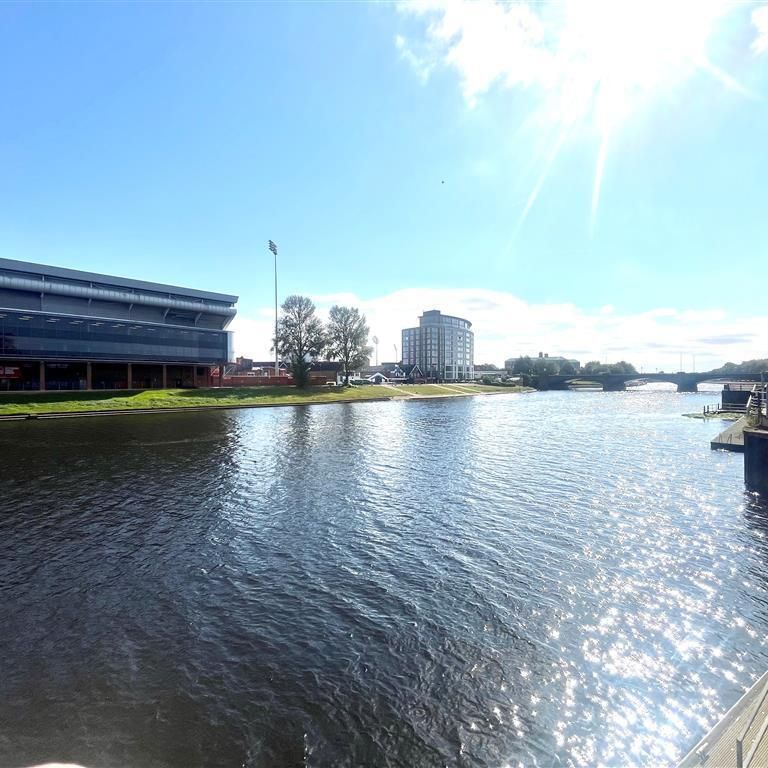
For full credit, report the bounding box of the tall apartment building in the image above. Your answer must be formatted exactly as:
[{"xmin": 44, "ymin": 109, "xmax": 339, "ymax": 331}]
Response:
[{"xmin": 401, "ymin": 309, "xmax": 474, "ymax": 382}]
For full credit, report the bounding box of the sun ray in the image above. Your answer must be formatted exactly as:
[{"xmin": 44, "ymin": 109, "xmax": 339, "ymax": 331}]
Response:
[
  {"xmin": 515, "ymin": 128, "xmax": 569, "ymax": 235},
  {"xmin": 402, "ymin": 0, "xmax": 762, "ymax": 240},
  {"xmin": 590, "ymin": 132, "xmax": 610, "ymax": 235},
  {"xmin": 694, "ymin": 56, "xmax": 759, "ymax": 101}
]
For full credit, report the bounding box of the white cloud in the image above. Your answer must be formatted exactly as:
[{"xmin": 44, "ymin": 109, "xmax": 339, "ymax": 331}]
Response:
[
  {"xmin": 397, "ymin": 0, "xmax": 555, "ymax": 108},
  {"xmin": 395, "ymin": 0, "xmax": 736, "ymax": 115},
  {"xmin": 752, "ymin": 4, "xmax": 768, "ymax": 54},
  {"xmin": 229, "ymin": 287, "xmax": 766, "ymax": 372},
  {"xmin": 394, "ymin": 33, "xmax": 434, "ymax": 83},
  {"xmin": 395, "ymin": 0, "xmax": 749, "ymax": 226}
]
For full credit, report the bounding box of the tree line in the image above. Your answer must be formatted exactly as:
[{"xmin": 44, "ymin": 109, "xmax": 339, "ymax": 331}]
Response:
[
  {"xmin": 709, "ymin": 358, "xmax": 768, "ymax": 375},
  {"xmin": 510, "ymin": 357, "xmax": 637, "ymax": 376},
  {"xmin": 275, "ymin": 295, "xmax": 372, "ymax": 387}
]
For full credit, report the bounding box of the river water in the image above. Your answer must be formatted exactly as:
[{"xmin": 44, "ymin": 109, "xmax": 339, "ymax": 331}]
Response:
[{"xmin": 1, "ymin": 388, "xmax": 767, "ymax": 768}]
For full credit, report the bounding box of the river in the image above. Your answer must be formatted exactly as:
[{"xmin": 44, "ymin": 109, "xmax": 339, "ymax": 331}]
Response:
[{"xmin": 1, "ymin": 388, "xmax": 767, "ymax": 768}]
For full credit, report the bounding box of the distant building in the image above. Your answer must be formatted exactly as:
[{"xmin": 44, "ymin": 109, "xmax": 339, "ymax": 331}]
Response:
[
  {"xmin": 402, "ymin": 309, "xmax": 474, "ymax": 381},
  {"xmin": 309, "ymin": 360, "xmax": 343, "ymax": 384},
  {"xmin": 359, "ymin": 362, "xmax": 424, "ymax": 384},
  {"xmin": 472, "ymin": 364, "xmax": 502, "ymax": 381},
  {"xmin": 234, "ymin": 356, "xmax": 254, "ymax": 373},
  {"xmin": 249, "ymin": 360, "xmax": 289, "ymax": 376},
  {"xmin": 504, "ymin": 353, "xmax": 581, "ymax": 371}
]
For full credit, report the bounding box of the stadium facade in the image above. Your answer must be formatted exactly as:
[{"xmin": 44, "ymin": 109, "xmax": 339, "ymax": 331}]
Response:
[{"xmin": 0, "ymin": 258, "xmax": 237, "ymax": 391}]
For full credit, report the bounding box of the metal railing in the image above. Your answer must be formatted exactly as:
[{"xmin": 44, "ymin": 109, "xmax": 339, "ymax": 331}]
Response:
[
  {"xmin": 746, "ymin": 384, "xmax": 768, "ymax": 427},
  {"xmin": 737, "ymin": 676, "xmax": 768, "ymax": 767},
  {"xmin": 704, "ymin": 402, "xmax": 748, "ymax": 415}
]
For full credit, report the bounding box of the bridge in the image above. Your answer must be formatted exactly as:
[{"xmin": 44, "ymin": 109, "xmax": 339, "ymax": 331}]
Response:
[{"xmin": 529, "ymin": 372, "xmax": 764, "ymax": 393}]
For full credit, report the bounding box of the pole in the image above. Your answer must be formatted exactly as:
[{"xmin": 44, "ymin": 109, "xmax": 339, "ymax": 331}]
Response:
[
  {"xmin": 274, "ymin": 248, "xmax": 278, "ymax": 378},
  {"xmin": 269, "ymin": 240, "xmax": 279, "ymax": 378}
]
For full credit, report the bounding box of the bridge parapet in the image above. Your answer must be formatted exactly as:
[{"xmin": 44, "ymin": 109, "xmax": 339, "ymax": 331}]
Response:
[{"xmin": 527, "ymin": 372, "xmax": 763, "ymax": 393}]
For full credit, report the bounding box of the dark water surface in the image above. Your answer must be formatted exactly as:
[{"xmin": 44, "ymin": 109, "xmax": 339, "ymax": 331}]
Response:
[{"xmin": 2, "ymin": 389, "xmax": 768, "ymax": 768}]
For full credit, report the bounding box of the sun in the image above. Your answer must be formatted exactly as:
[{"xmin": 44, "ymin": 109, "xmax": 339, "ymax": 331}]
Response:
[
  {"xmin": 398, "ymin": 0, "xmax": 755, "ymax": 231},
  {"xmin": 515, "ymin": 0, "xmax": 751, "ymax": 230}
]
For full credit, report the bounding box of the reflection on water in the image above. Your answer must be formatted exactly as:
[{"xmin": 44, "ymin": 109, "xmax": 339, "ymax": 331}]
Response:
[{"xmin": 1, "ymin": 391, "xmax": 767, "ymax": 767}]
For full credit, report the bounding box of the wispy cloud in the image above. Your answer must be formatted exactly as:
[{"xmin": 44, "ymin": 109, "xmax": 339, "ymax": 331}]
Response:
[
  {"xmin": 229, "ymin": 288, "xmax": 767, "ymax": 372},
  {"xmin": 753, "ymin": 4, "xmax": 768, "ymax": 55},
  {"xmin": 395, "ymin": 0, "xmax": 739, "ymax": 111},
  {"xmin": 397, "ymin": 0, "xmax": 553, "ymax": 108},
  {"xmin": 698, "ymin": 334, "xmax": 755, "ymax": 345}
]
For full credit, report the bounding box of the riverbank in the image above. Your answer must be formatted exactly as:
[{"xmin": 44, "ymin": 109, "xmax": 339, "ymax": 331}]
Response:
[{"xmin": 0, "ymin": 383, "xmax": 533, "ymax": 419}]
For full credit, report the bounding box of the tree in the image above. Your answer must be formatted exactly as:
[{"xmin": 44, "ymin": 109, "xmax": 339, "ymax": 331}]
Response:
[
  {"xmin": 559, "ymin": 361, "xmax": 577, "ymax": 376},
  {"xmin": 710, "ymin": 359, "xmax": 768, "ymax": 374},
  {"xmin": 512, "ymin": 356, "xmax": 534, "ymax": 375},
  {"xmin": 275, "ymin": 295, "xmax": 326, "ymax": 388},
  {"xmin": 604, "ymin": 361, "xmax": 638, "ymax": 374},
  {"xmin": 583, "ymin": 360, "xmax": 606, "ymax": 375},
  {"xmin": 533, "ymin": 358, "xmax": 558, "ymax": 375},
  {"xmin": 326, "ymin": 305, "xmax": 372, "ymax": 385}
]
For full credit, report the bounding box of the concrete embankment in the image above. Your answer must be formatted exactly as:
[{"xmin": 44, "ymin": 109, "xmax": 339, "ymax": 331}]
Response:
[
  {"xmin": 710, "ymin": 416, "xmax": 748, "ymax": 452},
  {"xmin": 745, "ymin": 427, "xmax": 768, "ymax": 494}
]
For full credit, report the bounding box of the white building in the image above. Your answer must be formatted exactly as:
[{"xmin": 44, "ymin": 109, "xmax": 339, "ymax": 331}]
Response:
[{"xmin": 401, "ymin": 309, "xmax": 474, "ymax": 382}]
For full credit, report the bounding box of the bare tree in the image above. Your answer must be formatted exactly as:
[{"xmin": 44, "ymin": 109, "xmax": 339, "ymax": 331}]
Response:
[{"xmin": 326, "ymin": 305, "xmax": 372, "ymax": 385}]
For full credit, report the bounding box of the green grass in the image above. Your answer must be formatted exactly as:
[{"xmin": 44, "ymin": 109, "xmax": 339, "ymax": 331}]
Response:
[
  {"xmin": 0, "ymin": 381, "xmax": 534, "ymax": 417},
  {"xmin": 437, "ymin": 383, "xmax": 506, "ymax": 393},
  {"xmin": 389, "ymin": 384, "xmax": 456, "ymax": 396},
  {"xmin": 388, "ymin": 383, "xmax": 529, "ymax": 396},
  {"xmin": 0, "ymin": 385, "xmax": 401, "ymax": 416}
]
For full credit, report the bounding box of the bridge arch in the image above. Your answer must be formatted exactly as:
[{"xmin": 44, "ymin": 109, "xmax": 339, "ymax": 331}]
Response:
[{"xmin": 532, "ymin": 372, "xmax": 763, "ymax": 393}]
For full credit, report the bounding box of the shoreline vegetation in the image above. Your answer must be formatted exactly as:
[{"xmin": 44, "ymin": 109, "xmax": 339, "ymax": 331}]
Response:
[
  {"xmin": 683, "ymin": 411, "xmax": 743, "ymax": 421},
  {"xmin": 0, "ymin": 383, "xmax": 534, "ymax": 419}
]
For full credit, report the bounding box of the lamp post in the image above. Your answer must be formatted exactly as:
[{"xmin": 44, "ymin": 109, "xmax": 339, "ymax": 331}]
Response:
[{"xmin": 268, "ymin": 240, "xmax": 279, "ymax": 378}]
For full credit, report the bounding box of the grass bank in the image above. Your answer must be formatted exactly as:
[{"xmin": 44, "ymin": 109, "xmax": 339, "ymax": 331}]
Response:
[
  {"xmin": 0, "ymin": 386, "xmax": 400, "ymax": 416},
  {"xmin": 0, "ymin": 383, "xmax": 531, "ymax": 417}
]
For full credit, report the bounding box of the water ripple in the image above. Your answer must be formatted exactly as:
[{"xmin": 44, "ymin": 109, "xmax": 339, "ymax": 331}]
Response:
[{"xmin": 0, "ymin": 392, "xmax": 766, "ymax": 767}]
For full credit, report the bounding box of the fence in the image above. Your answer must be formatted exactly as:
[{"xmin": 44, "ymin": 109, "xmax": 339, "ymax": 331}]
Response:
[{"xmin": 746, "ymin": 383, "xmax": 768, "ymax": 428}]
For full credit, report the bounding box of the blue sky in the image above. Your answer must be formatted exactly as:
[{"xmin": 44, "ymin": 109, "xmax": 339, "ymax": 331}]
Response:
[{"xmin": 1, "ymin": 1, "xmax": 766, "ymax": 369}]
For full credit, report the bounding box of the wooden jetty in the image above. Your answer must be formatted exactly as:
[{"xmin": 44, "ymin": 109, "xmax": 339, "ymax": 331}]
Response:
[{"xmin": 678, "ymin": 672, "xmax": 768, "ymax": 768}]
